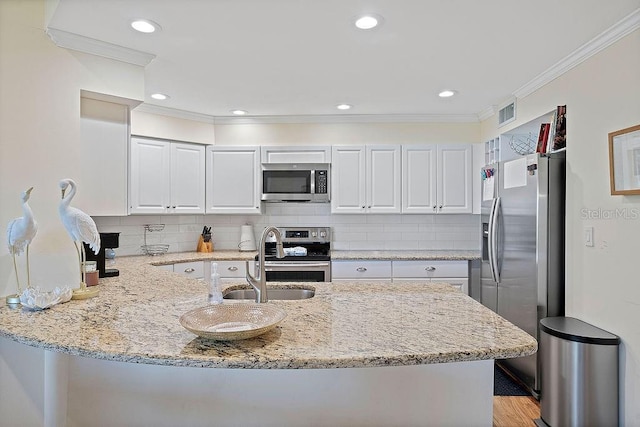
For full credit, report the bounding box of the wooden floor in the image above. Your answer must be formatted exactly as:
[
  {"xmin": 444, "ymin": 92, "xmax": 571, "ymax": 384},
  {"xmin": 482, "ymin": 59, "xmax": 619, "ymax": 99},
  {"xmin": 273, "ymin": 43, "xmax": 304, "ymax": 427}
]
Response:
[{"xmin": 493, "ymin": 395, "xmax": 541, "ymax": 427}]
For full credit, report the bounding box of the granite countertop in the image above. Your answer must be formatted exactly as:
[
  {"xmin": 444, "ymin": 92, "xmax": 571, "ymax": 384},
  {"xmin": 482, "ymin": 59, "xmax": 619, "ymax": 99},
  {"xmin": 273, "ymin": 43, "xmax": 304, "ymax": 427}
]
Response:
[
  {"xmin": 0, "ymin": 253, "xmax": 534, "ymax": 369},
  {"xmin": 331, "ymin": 250, "xmax": 481, "ymax": 261}
]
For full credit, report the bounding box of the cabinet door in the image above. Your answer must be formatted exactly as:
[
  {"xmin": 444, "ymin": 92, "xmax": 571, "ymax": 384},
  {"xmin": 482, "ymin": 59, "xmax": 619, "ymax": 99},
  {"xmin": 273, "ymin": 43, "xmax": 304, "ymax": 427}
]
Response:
[
  {"xmin": 129, "ymin": 137, "xmax": 171, "ymax": 214},
  {"xmin": 173, "ymin": 261, "xmax": 205, "ymax": 280},
  {"xmin": 170, "ymin": 143, "xmax": 205, "ymax": 214},
  {"xmin": 402, "ymin": 145, "xmax": 437, "ymax": 213},
  {"xmin": 215, "ymin": 260, "xmax": 248, "ymax": 281},
  {"xmin": 367, "ymin": 145, "xmax": 401, "ymax": 213},
  {"xmin": 438, "ymin": 144, "xmax": 472, "ymax": 214},
  {"xmin": 206, "ymin": 146, "xmax": 261, "ymax": 214},
  {"xmin": 331, "ymin": 260, "xmax": 392, "ymax": 280},
  {"xmin": 331, "ymin": 146, "xmax": 366, "ymax": 213},
  {"xmin": 261, "ymin": 146, "xmax": 331, "ymax": 163}
]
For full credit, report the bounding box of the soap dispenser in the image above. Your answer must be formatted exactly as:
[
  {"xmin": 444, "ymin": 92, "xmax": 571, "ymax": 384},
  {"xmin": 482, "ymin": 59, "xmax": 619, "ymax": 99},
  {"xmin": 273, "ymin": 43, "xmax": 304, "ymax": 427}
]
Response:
[{"xmin": 208, "ymin": 262, "xmax": 223, "ymax": 304}]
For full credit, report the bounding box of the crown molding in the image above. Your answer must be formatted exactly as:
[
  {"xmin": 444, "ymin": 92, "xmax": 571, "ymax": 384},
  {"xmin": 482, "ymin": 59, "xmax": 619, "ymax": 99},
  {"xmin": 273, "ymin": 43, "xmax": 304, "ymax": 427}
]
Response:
[
  {"xmin": 477, "ymin": 106, "xmax": 497, "ymax": 121},
  {"xmin": 513, "ymin": 8, "xmax": 640, "ymax": 99},
  {"xmin": 46, "ymin": 28, "xmax": 156, "ymax": 67}
]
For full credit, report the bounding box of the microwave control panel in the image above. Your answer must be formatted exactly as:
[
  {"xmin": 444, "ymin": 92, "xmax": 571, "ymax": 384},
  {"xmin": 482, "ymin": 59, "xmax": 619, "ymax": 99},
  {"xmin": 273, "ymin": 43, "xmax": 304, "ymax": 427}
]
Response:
[{"xmin": 315, "ymin": 170, "xmax": 328, "ymax": 194}]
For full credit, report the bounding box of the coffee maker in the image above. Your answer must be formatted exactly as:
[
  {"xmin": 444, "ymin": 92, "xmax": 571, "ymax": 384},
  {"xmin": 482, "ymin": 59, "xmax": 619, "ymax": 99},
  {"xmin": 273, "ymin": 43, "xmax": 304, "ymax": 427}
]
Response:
[{"xmin": 84, "ymin": 232, "xmax": 120, "ymax": 278}]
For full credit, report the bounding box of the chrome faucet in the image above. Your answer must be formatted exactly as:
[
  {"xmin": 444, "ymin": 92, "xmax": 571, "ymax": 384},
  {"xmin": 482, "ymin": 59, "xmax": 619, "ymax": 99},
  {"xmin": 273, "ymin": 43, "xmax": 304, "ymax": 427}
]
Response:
[{"xmin": 246, "ymin": 226, "xmax": 285, "ymax": 303}]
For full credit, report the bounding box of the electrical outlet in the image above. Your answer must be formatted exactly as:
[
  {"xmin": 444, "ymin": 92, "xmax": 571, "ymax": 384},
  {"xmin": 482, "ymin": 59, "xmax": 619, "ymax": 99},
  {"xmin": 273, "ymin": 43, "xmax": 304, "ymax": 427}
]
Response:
[{"xmin": 584, "ymin": 226, "xmax": 594, "ymax": 247}]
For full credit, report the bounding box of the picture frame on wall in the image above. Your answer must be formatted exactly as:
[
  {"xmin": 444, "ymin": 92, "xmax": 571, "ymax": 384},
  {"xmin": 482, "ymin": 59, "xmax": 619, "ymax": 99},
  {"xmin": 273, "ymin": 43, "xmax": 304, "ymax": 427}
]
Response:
[{"xmin": 609, "ymin": 124, "xmax": 640, "ymax": 195}]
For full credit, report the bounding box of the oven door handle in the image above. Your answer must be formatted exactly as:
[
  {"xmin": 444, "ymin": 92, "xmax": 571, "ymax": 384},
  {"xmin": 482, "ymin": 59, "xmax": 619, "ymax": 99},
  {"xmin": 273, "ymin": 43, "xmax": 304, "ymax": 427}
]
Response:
[{"xmin": 264, "ymin": 262, "xmax": 330, "ymax": 268}]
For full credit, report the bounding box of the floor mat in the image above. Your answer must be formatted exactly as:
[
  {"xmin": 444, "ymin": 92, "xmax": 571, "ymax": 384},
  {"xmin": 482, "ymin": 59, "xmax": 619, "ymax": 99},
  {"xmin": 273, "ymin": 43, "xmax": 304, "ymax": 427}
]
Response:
[{"xmin": 494, "ymin": 367, "xmax": 531, "ymax": 396}]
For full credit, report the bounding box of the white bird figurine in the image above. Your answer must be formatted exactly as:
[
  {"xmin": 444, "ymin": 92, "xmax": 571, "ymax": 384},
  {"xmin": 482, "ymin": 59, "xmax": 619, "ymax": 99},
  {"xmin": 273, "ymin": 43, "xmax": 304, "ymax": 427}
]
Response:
[
  {"xmin": 58, "ymin": 178, "xmax": 100, "ymax": 299},
  {"xmin": 6, "ymin": 187, "xmax": 38, "ymax": 301}
]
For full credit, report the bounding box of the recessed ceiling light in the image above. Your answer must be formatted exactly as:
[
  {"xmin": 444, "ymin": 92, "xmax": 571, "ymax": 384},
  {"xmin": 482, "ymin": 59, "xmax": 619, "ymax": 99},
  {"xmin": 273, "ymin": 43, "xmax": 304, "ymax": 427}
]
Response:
[
  {"xmin": 150, "ymin": 93, "xmax": 169, "ymax": 100},
  {"xmin": 131, "ymin": 19, "xmax": 160, "ymax": 33},
  {"xmin": 336, "ymin": 104, "xmax": 352, "ymax": 110},
  {"xmin": 231, "ymin": 110, "xmax": 247, "ymax": 115},
  {"xmin": 438, "ymin": 90, "xmax": 457, "ymax": 98},
  {"xmin": 355, "ymin": 15, "xmax": 381, "ymax": 30}
]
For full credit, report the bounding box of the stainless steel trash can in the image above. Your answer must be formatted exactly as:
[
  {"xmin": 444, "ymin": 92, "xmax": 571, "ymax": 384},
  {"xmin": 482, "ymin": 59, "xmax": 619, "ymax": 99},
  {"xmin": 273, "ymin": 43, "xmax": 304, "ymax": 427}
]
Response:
[{"xmin": 538, "ymin": 317, "xmax": 620, "ymax": 427}]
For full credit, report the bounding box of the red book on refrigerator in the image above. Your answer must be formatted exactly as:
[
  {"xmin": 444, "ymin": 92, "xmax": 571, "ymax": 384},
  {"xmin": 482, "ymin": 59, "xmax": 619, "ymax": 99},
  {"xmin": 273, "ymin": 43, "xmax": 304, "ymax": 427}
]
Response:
[{"xmin": 536, "ymin": 123, "xmax": 551, "ymax": 153}]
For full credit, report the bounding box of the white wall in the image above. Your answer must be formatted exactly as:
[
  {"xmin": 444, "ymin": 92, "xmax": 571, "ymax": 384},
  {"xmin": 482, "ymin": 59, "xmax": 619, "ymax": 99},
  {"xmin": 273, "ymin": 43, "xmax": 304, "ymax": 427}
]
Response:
[
  {"xmin": 481, "ymin": 29, "xmax": 640, "ymax": 426},
  {"xmin": 131, "ymin": 110, "xmax": 215, "ymax": 145},
  {"xmin": 214, "ymin": 121, "xmax": 479, "ymax": 146},
  {"xmin": 0, "ymin": 0, "xmax": 144, "ymax": 297}
]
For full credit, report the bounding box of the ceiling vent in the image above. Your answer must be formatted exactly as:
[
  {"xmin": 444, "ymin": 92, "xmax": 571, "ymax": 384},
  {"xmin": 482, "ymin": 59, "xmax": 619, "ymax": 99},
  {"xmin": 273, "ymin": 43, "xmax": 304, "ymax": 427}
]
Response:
[{"xmin": 498, "ymin": 99, "xmax": 516, "ymax": 127}]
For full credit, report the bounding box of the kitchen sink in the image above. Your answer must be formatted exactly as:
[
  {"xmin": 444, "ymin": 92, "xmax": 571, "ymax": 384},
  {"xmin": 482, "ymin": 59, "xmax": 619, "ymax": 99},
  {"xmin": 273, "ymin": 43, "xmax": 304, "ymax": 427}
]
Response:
[{"xmin": 223, "ymin": 288, "xmax": 315, "ymax": 300}]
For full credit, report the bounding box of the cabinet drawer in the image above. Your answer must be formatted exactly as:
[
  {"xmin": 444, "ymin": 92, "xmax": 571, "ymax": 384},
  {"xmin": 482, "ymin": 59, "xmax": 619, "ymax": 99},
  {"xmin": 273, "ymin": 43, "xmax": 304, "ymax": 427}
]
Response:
[
  {"xmin": 214, "ymin": 260, "xmax": 247, "ymax": 278},
  {"xmin": 332, "ymin": 261, "xmax": 392, "ymax": 280},
  {"xmin": 173, "ymin": 261, "xmax": 205, "ymax": 279},
  {"xmin": 392, "ymin": 260, "xmax": 467, "ymax": 278}
]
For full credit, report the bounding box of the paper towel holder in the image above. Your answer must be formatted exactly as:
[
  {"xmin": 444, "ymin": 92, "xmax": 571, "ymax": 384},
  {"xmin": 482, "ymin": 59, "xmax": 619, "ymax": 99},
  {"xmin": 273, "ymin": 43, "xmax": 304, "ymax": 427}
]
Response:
[{"xmin": 238, "ymin": 224, "xmax": 257, "ymax": 251}]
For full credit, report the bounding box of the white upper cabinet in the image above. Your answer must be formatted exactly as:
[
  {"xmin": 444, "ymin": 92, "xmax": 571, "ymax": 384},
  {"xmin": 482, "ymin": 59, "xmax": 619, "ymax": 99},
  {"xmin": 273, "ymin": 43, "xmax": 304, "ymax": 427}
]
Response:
[
  {"xmin": 331, "ymin": 146, "xmax": 365, "ymax": 213},
  {"xmin": 331, "ymin": 145, "xmax": 401, "ymax": 214},
  {"xmin": 129, "ymin": 137, "xmax": 205, "ymax": 214},
  {"xmin": 438, "ymin": 144, "xmax": 472, "ymax": 214},
  {"xmin": 261, "ymin": 146, "xmax": 331, "ymax": 163},
  {"xmin": 170, "ymin": 143, "xmax": 206, "ymax": 214},
  {"xmin": 206, "ymin": 146, "xmax": 261, "ymax": 214},
  {"xmin": 402, "ymin": 144, "xmax": 472, "ymax": 214},
  {"xmin": 402, "ymin": 145, "xmax": 437, "ymax": 214}
]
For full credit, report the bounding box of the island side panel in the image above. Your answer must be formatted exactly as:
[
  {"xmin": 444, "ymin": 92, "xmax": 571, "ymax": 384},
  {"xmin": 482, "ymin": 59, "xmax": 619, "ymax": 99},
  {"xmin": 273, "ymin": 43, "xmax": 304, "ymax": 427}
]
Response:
[
  {"xmin": 0, "ymin": 337, "xmax": 46, "ymax": 427},
  {"xmin": 66, "ymin": 356, "xmax": 494, "ymax": 427}
]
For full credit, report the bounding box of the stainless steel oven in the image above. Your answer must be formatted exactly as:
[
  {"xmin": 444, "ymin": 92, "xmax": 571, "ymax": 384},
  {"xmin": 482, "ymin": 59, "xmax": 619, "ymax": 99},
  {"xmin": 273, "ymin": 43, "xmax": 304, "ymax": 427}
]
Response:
[{"xmin": 259, "ymin": 227, "xmax": 331, "ymax": 282}]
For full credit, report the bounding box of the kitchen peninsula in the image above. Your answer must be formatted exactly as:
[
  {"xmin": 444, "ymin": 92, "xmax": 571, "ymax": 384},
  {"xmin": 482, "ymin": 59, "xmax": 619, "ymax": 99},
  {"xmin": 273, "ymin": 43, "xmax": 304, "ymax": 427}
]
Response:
[{"xmin": 0, "ymin": 251, "xmax": 535, "ymax": 427}]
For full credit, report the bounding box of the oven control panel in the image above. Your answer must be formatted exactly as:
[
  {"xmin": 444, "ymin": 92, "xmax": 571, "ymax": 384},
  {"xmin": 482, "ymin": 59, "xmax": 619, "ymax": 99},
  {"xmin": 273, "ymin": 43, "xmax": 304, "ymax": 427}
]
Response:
[{"xmin": 278, "ymin": 227, "xmax": 330, "ymax": 244}]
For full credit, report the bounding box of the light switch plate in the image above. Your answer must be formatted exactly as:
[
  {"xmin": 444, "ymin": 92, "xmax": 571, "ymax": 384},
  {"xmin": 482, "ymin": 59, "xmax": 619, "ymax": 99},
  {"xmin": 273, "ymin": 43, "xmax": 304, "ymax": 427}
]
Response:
[{"xmin": 584, "ymin": 226, "xmax": 594, "ymax": 247}]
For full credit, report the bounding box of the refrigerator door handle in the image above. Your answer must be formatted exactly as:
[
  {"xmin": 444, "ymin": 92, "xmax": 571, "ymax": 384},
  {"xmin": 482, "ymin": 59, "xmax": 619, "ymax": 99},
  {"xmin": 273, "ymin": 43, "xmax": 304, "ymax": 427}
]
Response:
[
  {"xmin": 487, "ymin": 198, "xmax": 497, "ymax": 283},
  {"xmin": 491, "ymin": 197, "xmax": 501, "ymax": 283}
]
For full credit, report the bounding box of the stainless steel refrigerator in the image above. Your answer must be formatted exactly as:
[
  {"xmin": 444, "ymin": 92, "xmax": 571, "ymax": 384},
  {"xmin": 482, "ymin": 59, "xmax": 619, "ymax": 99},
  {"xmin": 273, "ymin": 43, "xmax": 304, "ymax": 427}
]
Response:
[{"xmin": 480, "ymin": 151, "xmax": 565, "ymax": 397}]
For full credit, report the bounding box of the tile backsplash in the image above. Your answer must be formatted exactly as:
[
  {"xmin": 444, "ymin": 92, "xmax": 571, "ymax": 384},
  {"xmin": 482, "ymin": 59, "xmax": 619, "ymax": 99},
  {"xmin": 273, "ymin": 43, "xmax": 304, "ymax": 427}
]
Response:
[{"xmin": 93, "ymin": 203, "xmax": 480, "ymax": 256}]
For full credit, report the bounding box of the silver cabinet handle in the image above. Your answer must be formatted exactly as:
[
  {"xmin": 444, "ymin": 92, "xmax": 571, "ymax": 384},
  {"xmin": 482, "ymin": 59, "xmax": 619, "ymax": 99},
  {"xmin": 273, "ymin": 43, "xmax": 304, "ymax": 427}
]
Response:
[
  {"xmin": 228, "ymin": 266, "xmax": 238, "ymax": 272},
  {"xmin": 184, "ymin": 268, "xmax": 195, "ymax": 273},
  {"xmin": 439, "ymin": 205, "xmax": 442, "ymax": 209},
  {"xmin": 361, "ymin": 206, "xmax": 365, "ymax": 209},
  {"xmin": 356, "ymin": 267, "xmax": 367, "ymax": 272},
  {"xmin": 432, "ymin": 205, "xmax": 436, "ymax": 210},
  {"xmin": 425, "ymin": 266, "xmax": 436, "ymax": 272}
]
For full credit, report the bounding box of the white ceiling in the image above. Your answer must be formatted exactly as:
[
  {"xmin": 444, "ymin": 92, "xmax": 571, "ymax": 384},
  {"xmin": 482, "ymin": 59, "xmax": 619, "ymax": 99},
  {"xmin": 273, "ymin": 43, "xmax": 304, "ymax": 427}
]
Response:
[{"xmin": 47, "ymin": 0, "xmax": 640, "ymax": 121}]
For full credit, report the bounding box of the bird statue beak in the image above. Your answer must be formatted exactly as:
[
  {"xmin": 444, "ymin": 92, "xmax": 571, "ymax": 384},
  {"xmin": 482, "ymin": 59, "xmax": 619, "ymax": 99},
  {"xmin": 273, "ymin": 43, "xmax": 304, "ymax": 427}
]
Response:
[
  {"xmin": 26, "ymin": 187, "xmax": 34, "ymax": 195},
  {"xmin": 61, "ymin": 188, "xmax": 66, "ymax": 199}
]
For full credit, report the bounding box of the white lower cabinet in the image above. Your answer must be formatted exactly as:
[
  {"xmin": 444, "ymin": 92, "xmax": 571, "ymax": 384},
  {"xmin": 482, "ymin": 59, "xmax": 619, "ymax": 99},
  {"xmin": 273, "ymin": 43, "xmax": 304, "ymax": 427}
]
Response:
[
  {"xmin": 171, "ymin": 261, "xmax": 205, "ymax": 280},
  {"xmin": 392, "ymin": 260, "xmax": 469, "ymax": 294},
  {"xmin": 332, "ymin": 259, "xmax": 469, "ymax": 294},
  {"xmin": 331, "ymin": 261, "xmax": 392, "ymax": 281},
  {"xmin": 213, "ymin": 260, "xmax": 250, "ymax": 282}
]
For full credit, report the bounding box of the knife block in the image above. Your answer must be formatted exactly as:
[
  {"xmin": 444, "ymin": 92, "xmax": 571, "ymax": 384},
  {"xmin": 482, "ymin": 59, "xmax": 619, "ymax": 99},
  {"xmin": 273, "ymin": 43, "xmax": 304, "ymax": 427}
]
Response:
[{"xmin": 197, "ymin": 235, "xmax": 213, "ymax": 253}]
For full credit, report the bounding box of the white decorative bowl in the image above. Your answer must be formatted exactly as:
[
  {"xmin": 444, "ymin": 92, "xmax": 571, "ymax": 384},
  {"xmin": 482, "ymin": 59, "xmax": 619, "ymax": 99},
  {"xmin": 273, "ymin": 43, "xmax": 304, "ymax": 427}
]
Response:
[
  {"xmin": 180, "ymin": 303, "xmax": 287, "ymax": 341},
  {"xmin": 19, "ymin": 286, "xmax": 73, "ymax": 310}
]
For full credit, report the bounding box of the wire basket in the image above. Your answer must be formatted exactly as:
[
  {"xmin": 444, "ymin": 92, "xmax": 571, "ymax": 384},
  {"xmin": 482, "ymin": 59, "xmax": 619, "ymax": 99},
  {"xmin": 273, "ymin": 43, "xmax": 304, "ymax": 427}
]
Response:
[
  {"xmin": 141, "ymin": 244, "xmax": 170, "ymax": 256},
  {"xmin": 141, "ymin": 224, "xmax": 169, "ymax": 256},
  {"xmin": 508, "ymin": 133, "xmax": 536, "ymax": 156}
]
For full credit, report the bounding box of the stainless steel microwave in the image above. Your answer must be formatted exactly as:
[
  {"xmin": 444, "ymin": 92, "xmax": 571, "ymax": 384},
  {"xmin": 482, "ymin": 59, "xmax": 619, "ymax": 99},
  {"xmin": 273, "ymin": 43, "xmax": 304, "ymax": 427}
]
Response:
[{"xmin": 261, "ymin": 163, "xmax": 330, "ymax": 202}]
